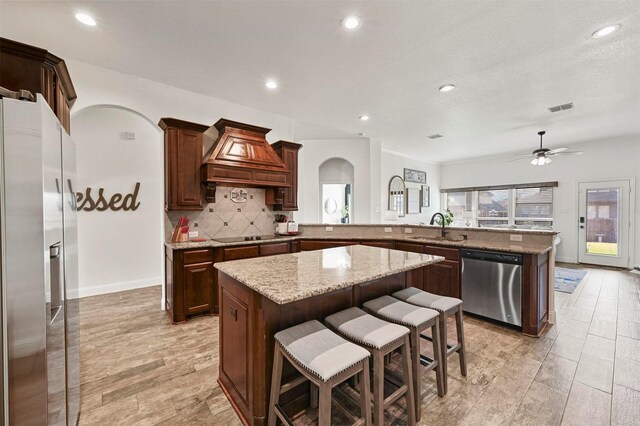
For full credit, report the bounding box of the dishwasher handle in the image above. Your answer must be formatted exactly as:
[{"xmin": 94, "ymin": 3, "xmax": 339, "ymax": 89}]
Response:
[{"xmin": 461, "ymin": 249, "xmax": 523, "ymax": 265}]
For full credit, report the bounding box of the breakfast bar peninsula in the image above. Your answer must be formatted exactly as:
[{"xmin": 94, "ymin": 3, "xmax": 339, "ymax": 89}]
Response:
[{"xmin": 214, "ymin": 245, "xmax": 444, "ymax": 425}]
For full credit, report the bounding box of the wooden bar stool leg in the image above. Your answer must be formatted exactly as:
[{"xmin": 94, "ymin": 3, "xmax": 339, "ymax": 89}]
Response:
[
  {"xmin": 401, "ymin": 336, "xmax": 416, "ymax": 426},
  {"xmin": 268, "ymin": 346, "xmax": 284, "ymax": 426},
  {"xmin": 439, "ymin": 312, "xmax": 448, "ymax": 395},
  {"xmin": 456, "ymin": 305, "xmax": 468, "ymax": 376},
  {"xmin": 310, "ymin": 385, "xmax": 319, "ymax": 409},
  {"xmin": 359, "ymin": 358, "xmax": 372, "ymax": 426},
  {"xmin": 410, "ymin": 328, "xmax": 421, "ymax": 422},
  {"xmin": 318, "ymin": 381, "xmax": 332, "ymax": 426},
  {"xmin": 372, "ymin": 350, "xmax": 385, "ymax": 426},
  {"xmin": 432, "ymin": 318, "xmax": 445, "ymax": 397}
]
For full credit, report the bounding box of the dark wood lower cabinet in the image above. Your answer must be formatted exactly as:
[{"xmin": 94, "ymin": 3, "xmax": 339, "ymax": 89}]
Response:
[
  {"xmin": 522, "ymin": 252, "xmax": 550, "ymax": 336},
  {"xmin": 359, "ymin": 240, "xmax": 395, "ymax": 249},
  {"xmin": 165, "ymin": 247, "xmax": 215, "ymax": 323},
  {"xmin": 166, "ymin": 242, "xmax": 292, "ymax": 322},
  {"xmin": 423, "ymin": 260, "xmax": 461, "ymax": 299},
  {"xmin": 423, "ymin": 245, "xmax": 461, "ymax": 299},
  {"xmin": 184, "ymin": 261, "xmax": 215, "ymax": 316},
  {"xmin": 298, "ymin": 240, "xmax": 358, "ymax": 251},
  {"xmin": 165, "ymin": 238, "xmax": 549, "ymax": 335}
]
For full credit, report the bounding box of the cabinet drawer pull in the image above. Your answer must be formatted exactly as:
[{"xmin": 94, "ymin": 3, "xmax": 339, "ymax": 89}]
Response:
[{"xmin": 230, "ymin": 307, "xmax": 238, "ymax": 321}]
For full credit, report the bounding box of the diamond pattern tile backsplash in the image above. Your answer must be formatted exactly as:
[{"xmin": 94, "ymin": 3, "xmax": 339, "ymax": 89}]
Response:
[{"xmin": 164, "ymin": 186, "xmax": 281, "ymax": 241}]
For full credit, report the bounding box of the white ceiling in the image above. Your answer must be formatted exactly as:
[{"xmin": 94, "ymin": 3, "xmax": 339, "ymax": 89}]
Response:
[{"xmin": 1, "ymin": 1, "xmax": 639, "ymax": 163}]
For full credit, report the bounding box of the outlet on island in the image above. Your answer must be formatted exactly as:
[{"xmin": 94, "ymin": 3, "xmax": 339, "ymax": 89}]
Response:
[{"xmin": 510, "ymin": 234, "xmax": 523, "ymax": 242}]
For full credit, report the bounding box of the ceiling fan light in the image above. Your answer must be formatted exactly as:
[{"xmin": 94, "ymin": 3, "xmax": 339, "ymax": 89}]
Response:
[{"xmin": 530, "ymin": 156, "xmax": 551, "ymax": 166}]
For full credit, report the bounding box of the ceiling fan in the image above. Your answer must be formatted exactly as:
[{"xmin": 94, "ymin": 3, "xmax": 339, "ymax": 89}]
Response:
[{"xmin": 510, "ymin": 131, "xmax": 583, "ymax": 165}]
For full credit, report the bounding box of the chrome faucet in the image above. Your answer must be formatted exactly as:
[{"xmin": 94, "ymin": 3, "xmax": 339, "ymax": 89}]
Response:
[{"xmin": 430, "ymin": 212, "xmax": 447, "ymax": 238}]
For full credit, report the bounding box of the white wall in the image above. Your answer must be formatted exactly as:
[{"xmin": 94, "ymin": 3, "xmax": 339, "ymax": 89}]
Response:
[
  {"xmin": 297, "ymin": 138, "xmax": 376, "ymax": 224},
  {"xmin": 72, "ymin": 106, "xmax": 163, "ymax": 297},
  {"xmin": 67, "ymin": 59, "xmax": 297, "ymax": 297},
  {"xmin": 68, "ymin": 59, "xmax": 295, "ymax": 142},
  {"xmin": 440, "ymin": 137, "xmax": 640, "ymax": 268},
  {"xmin": 381, "ymin": 149, "xmax": 441, "ymax": 224}
]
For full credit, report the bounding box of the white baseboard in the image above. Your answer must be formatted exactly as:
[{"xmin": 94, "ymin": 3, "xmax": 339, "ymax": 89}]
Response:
[
  {"xmin": 70, "ymin": 277, "xmax": 162, "ymax": 299},
  {"xmin": 548, "ymin": 310, "xmax": 557, "ymax": 325},
  {"xmin": 555, "ymin": 256, "xmax": 578, "ymax": 264}
]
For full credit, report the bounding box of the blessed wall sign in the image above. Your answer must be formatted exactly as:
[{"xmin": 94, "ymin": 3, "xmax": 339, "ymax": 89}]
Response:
[{"xmin": 76, "ymin": 182, "xmax": 141, "ymax": 212}]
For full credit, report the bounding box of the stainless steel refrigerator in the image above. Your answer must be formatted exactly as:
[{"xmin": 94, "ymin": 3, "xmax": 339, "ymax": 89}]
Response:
[{"xmin": 0, "ymin": 94, "xmax": 79, "ymax": 424}]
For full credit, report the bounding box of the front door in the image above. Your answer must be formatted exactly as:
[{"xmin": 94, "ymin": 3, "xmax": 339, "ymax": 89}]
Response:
[{"xmin": 578, "ymin": 180, "xmax": 632, "ymax": 268}]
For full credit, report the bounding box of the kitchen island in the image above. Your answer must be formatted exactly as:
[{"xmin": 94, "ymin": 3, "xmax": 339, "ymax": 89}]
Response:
[{"xmin": 214, "ymin": 245, "xmax": 444, "ymax": 426}]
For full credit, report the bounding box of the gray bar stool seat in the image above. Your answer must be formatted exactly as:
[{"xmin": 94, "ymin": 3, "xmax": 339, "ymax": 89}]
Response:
[
  {"xmin": 362, "ymin": 295, "xmax": 444, "ymax": 421},
  {"xmin": 269, "ymin": 320, "xmax": 372, "ymax": 426},
  {"xmin": 325, "ymin": 307, "xmax": 416, "ymax": 426},
  {"xmin": 393, "ymin": 287, "xmax": 467, "ymax": 394}
]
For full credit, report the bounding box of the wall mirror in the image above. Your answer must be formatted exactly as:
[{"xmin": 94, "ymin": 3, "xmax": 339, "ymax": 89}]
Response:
[
  {"xmin": 388, "ymin": 176, "xmax": 406, "ymax": 218},
  {"xmin": 407, "ymin": 188, "xmax": 420, "ymax": 214}
]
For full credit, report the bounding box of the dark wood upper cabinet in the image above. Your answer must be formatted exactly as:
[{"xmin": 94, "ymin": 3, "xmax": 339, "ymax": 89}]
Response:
[
  {"xmin": 267, "ymin": 141, "xmax": 302, "ymax": 211},
  {"xmin": 159, "ymin": 118, "xmax": 209, "ymax": 211},
  {"xmin": 0, "ymin": 37, "xmax": 76, "ymax": 133}
]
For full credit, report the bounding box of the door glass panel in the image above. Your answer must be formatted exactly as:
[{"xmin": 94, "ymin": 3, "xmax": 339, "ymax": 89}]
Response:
[{"xmin": 585, "ymin": 188, "xmax": 619, "ymax": 256}]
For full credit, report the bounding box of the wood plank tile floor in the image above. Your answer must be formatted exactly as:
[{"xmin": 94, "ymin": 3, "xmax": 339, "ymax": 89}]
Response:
[{"xmin": 78, "ymin": 264, "xmax": 640, "ymax": 425}]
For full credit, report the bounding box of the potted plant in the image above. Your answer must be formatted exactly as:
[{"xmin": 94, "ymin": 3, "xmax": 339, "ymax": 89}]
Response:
[{"xmin": 340, "ymin": 205, "xmax": 349, "ymax": 224}]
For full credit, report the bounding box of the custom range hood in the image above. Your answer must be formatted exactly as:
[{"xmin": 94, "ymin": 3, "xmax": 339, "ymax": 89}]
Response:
[{"xmin": 201, "ymin": 118, "xmax": 290, "ymax": 202}]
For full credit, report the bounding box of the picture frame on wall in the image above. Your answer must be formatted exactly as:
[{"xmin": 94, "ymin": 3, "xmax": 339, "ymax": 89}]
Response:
[
  {"xmin": 421, "ymin": 185, "xmax": 430, "ymax": 208},
  {"xmin": 403, "ymin": 168, "xmax": 427, "ymax": 184},
  {"xmin": 407, "ymin": 188, "xmax": 420, "ymax": 214}
]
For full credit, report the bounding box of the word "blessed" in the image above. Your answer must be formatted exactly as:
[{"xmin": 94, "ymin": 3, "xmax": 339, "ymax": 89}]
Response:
[{"xmin": 76, "ymin": 182, "xmax": 141, "ymax": 212}]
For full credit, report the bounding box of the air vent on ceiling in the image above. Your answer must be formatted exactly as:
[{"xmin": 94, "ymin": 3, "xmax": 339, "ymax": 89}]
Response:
[
  {"xmin": 548, "ymin": 102, "xmax": 574, "ymax": 113},
  {"xmin": 427, "ymin": 133, "xmax": 443, "ymax": 139}
]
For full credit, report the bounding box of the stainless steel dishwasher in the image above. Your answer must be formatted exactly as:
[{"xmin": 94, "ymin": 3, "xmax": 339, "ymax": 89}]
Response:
[{"xmin": 461, "ymin": 249, "xmax": 523, "ymax": 326}]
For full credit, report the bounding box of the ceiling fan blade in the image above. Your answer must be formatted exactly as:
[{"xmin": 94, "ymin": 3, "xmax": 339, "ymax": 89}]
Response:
[
  {"xmin": 512, "ymin": 153, "xmax": 533, "ymax": 156},
  {"xmin": 554, "ymin": 151, "xmax": 583, "ymax": 156},
  {"xmin": 548, "ymin": 147, "xmax": 568, "ymax": 154},
  {"xmin": 507, "ymin": 156, "xmax": 532, "ymax": 162}
]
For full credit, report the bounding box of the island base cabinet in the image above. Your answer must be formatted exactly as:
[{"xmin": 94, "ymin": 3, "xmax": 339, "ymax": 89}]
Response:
[{"xmin": 217, "ymin": 270, "xmax": 410, "ymax": 426}]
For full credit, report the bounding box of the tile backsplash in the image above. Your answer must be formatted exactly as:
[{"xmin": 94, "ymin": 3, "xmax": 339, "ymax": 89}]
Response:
[{"xmin": 164, "ymin": 186, "xmax": 279, "ymax": 241}]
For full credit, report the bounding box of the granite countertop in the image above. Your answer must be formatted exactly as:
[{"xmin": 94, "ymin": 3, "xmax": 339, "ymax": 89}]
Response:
[
  {"xmin": 166, "ymin": 234, "xmax": 552, "ymax": 254},
  {"xmin": 298, "ymin": 223, "xmax": 559, "ymax": 235},
  {"xmin": 214, "ymin": 245, "xmax": 445, "ymax": 304}
]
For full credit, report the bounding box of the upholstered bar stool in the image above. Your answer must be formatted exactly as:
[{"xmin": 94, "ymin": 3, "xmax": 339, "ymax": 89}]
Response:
[
  {"xmin": 362, "ymin": 295, "xmax": 444, "ymax": 421},
  {"xmin": 393, "ymin": 288, "xmax": 467, "ymax": 394},
  {"xmin": 269, "ymin": 320, "xmax": 372, "ymax": 426},
  {"xmin": 325, "ymin": 307, "xmax": 416, "ymax": 426}
]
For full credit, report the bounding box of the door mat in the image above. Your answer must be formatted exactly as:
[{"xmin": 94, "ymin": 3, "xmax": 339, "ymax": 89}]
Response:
[{"xmin": 554, "ymin": 267, "xmax": 588, "ymax": 294}]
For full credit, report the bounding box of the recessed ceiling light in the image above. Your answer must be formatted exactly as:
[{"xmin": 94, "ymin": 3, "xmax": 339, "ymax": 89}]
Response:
[
  {"xmin": 359, "ymin": 115, "xmax": 369, "ymax": 121},
  {"xmin": 75, "ymin": 13, "xmax": 96, "ymax": 27},
  {"xmin": 265, "ymin": 80, "xmax": 278, "ymax": 90},
  {"xmin": 342, "ymin": 16, "xmax": 361, "ymax": 31},
  {"xmin": 592, "ymin": 24, "xmax": 621, "ymax": 39},
  {"xmin": 439, "ymin": 84, "xmax": 456, "ymax": 93}
]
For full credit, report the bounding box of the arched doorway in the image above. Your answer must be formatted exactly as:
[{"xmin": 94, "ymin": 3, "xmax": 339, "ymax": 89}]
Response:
[{"xmin": 319, "ymin": 158, "xmax": 354, "ymax": 224}]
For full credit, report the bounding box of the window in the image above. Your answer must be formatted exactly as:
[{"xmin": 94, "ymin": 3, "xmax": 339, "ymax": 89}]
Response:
[
  {"xmin": 441, "ymin": 182, "xmax": 556, "ymax": 229},
  {"xmin": 477, "ymin": 189, "xmax": 509, "ymax": 228},
  {"xmin": 446, "ymin": 192, "xmax": 472, "ymax": 227},
  {"xmin": 515, "ymin": 187, "xmax": 553, "ymax": 228}
]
